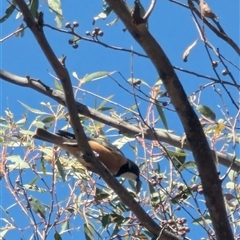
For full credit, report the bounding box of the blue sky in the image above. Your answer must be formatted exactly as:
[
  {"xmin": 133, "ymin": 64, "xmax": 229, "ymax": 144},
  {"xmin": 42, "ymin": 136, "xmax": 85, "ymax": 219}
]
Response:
[{"xmin": 0, "ymin": 0, "xmax": 239, "ymax": 239}]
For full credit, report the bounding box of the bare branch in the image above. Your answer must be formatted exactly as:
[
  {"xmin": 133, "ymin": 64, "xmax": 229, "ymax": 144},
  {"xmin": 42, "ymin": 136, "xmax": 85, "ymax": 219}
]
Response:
[{"xmin": 1, "ymin": 69, "xmax": 239, "ymax": 172}]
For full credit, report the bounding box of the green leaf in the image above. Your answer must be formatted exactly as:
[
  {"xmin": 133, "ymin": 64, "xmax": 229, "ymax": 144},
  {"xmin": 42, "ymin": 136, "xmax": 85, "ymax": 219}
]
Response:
[
  {"xmin": 29, "ymin": 196, "xmax": 46, "ymax": 219},
  {"xmin": 41, "ymin": 116, "xmax": 56, "ymax": 123},
  {"xmin": 182, "ymin": 38, "xmax": 198, "ymax": 62},
  {"xmin": 97, "ymin": 95, "xmax": 114, "ymax": 110},
  {"xmin": 95, "ymin": 188, "xmax": 110, "ymax": 201},
  {"xmin": 0, "ymin": 229, "xmax": 9, "ymax": 238},
  {"xmin": 196, "ymin": 105, "xmax": 216, "ymax": 120},
  {"xmin": 120, "ymin": 132, "xmax": 136, "ymax": 139},
  {"xmin": 103, "ymin": 214, "xmax": 127, "ymax": 233},
  {"xmin": 155, "ymin": 78, "xmax": 163, "ymax": 86},
  {"xmin": 72, "ymin": 72, "xmax": 80, "ymax": 80},
  {"xmin": 82, "ymin": 71, "xmax": 114, "ymax": 84},
  {"xmin": 116, "ymin": 202, "xmax": 129, "ymax": 212},
  {"xmin": 55, "ymin": 155, "xmax": 66, "ymax": 182},
  {"xmin": 60, "ymin": 220, "xmax": 70, "ymax": 234},
  {"xmin": 106, "ymin": 18, "xmax": 118, "ymax": 26},
  {"xmin": 14, "ymin": 23, "xmax": 25, "ymax": 37},
  {"xmin": 150, "ymin": 192, "xmax": 161, "ymax": 207},
  {"xmin": 0, "ymin": 117, "xmax": 6, "ymax": 123},
  {"xmin": 148, "ymin": 181, "xmax": 155, "ymax": 194},
  {"xmin": 193, "ymin": 214, "xmax": 212, "ymax": 225},
  {"xmin": 178, "ymin": 161, "xmax": 197, "ymax": 172},
  {"xmin": 29, "ymin": 176, "xmax": 38, "ymax": 185},
  {"xmin": 155, "ymin": 100, "xmax": 168, "ymax": 130},
  {"xmin": 101, "ymin": 214, "xmax": 111, "ymax": 228},
  {"xmin": 112, "ymin": 224, "xmax": 120, "ymax": 236},
  {"xmin": 48, "ymin": 0, "xmax": 63, "ymax": 28},
  {"xmin": 54, "ymin": 79, "xmax": 63, "ymax": 91},
  {"xmin": 18, "ymin": 101, "xmax": 49, "ymax": 115},
  {"xmin": 135, "ymin": 179, "xmax": 142, "ymax": 194},
  {"xmin": 55, "ymin": 14, "xmax": 63, "ymax": 29},
  {"xmin": 54, "ymin": 232, "xmax": 62, "ymax": 240},
  {"xmin": 40, "ymin": 153, "xmax": 47, "ymax": 174},
  {"xmin": 32, "ymin": 120, "xmax": 46, "ymax": 129},
  {"xmin": 0, "ymin": 3, "xmax": 16, "ymax": 23},
  {"xmin": 97, "ymin": 107, "xmax": 113, "ymax": 112},
  {"xmin": 112, "ymin": 136, "xmax": 134, "ymax": 149},
  {"xmin": 93, "ymin": 4, "xmax": 112, "ymax": 24},
  {"xmin": 226, "ymin": 182, "xmax": 235, "ymax": 190},
  {"xmin": 84, "ymin": 223, "xmax": 94, "ymax": 240},
  {"xmin": 15, "ymin": 115, "xmax": 27, "ymax": 125},
  {"xmin": 6, "ymin": 155, "xmax": 30, "ymax": 169},
  {"xmin": 23, "ymin": 184, "xmax": 47, "ymax": 193},
  {"xmin": 157, "ymin": 163, "xmax": 161, "ymax": 173},
  {"xmin": 29, "ymin": 0, "xmax": 39, "ymax": 18},
  {"xmin": 168, "ymin": 148, "xmax": 186, "ymax": 169},
  {"xmin": 228, "ymin": 169, "xmax": 238, "ymax": 182}
]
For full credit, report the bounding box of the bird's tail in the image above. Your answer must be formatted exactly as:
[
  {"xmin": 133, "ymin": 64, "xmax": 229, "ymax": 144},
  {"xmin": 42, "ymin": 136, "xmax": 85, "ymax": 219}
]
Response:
[
  {"xmin": 33, "ymin": 128, "xmax": 93, "ymax": 169},
  {"xmin": 33, "ymin": 128, "xmax": 65, "ymax": 145},
  {"xmin": 33, "ymin": 128, "xmax": 78, "ymax": 153}
]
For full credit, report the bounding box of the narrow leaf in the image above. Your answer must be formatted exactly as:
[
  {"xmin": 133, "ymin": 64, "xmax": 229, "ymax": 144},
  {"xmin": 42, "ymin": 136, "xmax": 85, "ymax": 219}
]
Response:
[
  {"xmin": 29, "ymin": 196, "xmax": 46, "ymax": 219},
  {"xmin": 155, "ymin": 100, "xmax": 168, "ymax": 130},
  {"xmin": 6, "ymin": 155, "xmax": 30, "ymax": 169},
  {"xmin": 196, "ymin": 105, "xmax": 216, "ymax": 120},
  {"xmin": 97, "ymin": 95, "xmax": 114, "ymax": 110},
  {"xmin": 182, "ymin": 38, "xmax": 198, "ymax": 62},
  {"xmin": 48, "ymin": 0, "xmax": 63, "ymax": 28},
  {"xmin": 55, "ymin": 155, "xmax": 66, "ymax": 182},
  {"xmin": 0, "ymin": 3, "xmax": 16, "ymax": 23},
  {"xmin": 84, "ymin": 223, "xmax": 94, "ymax": 240},
  {"xmin": 93, "ymin": 6, "xmax": 112, "ymax": 24},
  {"xmin": 148, "ymin": 181, "xmax": 156, "ymax": 194},
  {"xmin": 82, "ymin": 71, "xmax": 115, "ymax": 84},
  {"xmin": 23, "ymin": 184, "xmax": 47, "ymax": 193},
  {"xmin": 29, "ymin": 0, "xmax": 39, "ymax": 17},
  {"xmin": 18, "ymin": 101, "xmax": 49, "ymax": 115},
  {"xmin": 54, "ymin": 232, "xmax": 62, "ymax": 240}
]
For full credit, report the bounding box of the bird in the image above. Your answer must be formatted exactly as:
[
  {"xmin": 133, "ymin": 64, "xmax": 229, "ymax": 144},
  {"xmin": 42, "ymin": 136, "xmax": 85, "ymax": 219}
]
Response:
[
  {"xmin": 193, "ymin": 0, "xmax": 225, "ymax": 34},
  {"xmin": 199, "ymin": 1, "xmax": 218, "ymax": 19},
  {"xmin": 33, "ymin": 128, "xmax": 141, "ymax": 191}
]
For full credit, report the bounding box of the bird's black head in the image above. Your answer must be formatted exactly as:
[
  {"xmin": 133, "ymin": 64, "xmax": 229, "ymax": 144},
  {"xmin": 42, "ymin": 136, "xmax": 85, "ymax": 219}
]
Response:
[
  {"xmin": 115, "ymin": 159, "xmax": 141, "ymax": 193},
  {"xmin": 115, "ymin": 159, "xmax": 140, "ymax": 182}
]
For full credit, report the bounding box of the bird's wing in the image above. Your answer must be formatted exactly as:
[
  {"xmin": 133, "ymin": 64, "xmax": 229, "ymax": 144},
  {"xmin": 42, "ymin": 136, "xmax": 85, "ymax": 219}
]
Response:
[{"xmin": 57, "ymin": 130, "xmax": 128, "ymax": 167}]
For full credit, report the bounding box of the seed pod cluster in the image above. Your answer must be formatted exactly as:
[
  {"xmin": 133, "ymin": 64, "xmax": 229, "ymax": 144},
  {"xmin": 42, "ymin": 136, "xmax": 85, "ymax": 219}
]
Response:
[
  {"xmin": 86, "ymin": 27, "xmax": 104, "ymax": 38},
  {"xmin": 65, "ymin": 21, "xmax": 79, "ymax": 29},
  {"xmin": 162, "ymin": 217, "xmax": 190, "ymax": 237},
  {"xmin": 65, "ymin": 21, "xmax": 80, "ymax": 49}
]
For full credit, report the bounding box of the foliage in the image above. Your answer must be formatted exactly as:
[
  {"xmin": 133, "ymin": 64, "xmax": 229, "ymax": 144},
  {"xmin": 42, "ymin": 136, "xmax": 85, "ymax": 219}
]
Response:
[{"xmin": 0, "ymin": 0, "xmax": 239, "ymax": 240}]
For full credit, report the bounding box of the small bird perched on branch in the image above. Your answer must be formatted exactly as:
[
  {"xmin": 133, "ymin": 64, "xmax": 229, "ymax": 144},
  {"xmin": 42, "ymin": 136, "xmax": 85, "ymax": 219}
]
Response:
[
  {"xmin": 193, "ymin": 0, "xmax": 225, "ymax": 34},
  {"xmin": 33, "ymin": 128, "xmax": 141, "ymax": 192},
  {"xmin": 199, "ymin": 0, "xmax": 218, "ymax": 19}
]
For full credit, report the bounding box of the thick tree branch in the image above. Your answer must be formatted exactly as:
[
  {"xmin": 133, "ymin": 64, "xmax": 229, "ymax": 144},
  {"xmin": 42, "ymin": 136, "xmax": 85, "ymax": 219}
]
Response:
[
  {"xmin": 104, "ymin": 0, "xmax": 234, "ymax": 240},
  {"xmin": 0, "ymin": 69, "xmax": 239, "ymax": 174},
  {"xmin": 13, "ymin": 1, "xmax": 179, "ymax": 239}
]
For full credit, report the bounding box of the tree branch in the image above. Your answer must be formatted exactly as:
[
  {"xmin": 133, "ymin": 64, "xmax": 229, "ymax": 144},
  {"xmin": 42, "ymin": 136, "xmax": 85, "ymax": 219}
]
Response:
[{"xmin": 1, "ymin": 69, "xmax": 239, "ymax": 174}]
